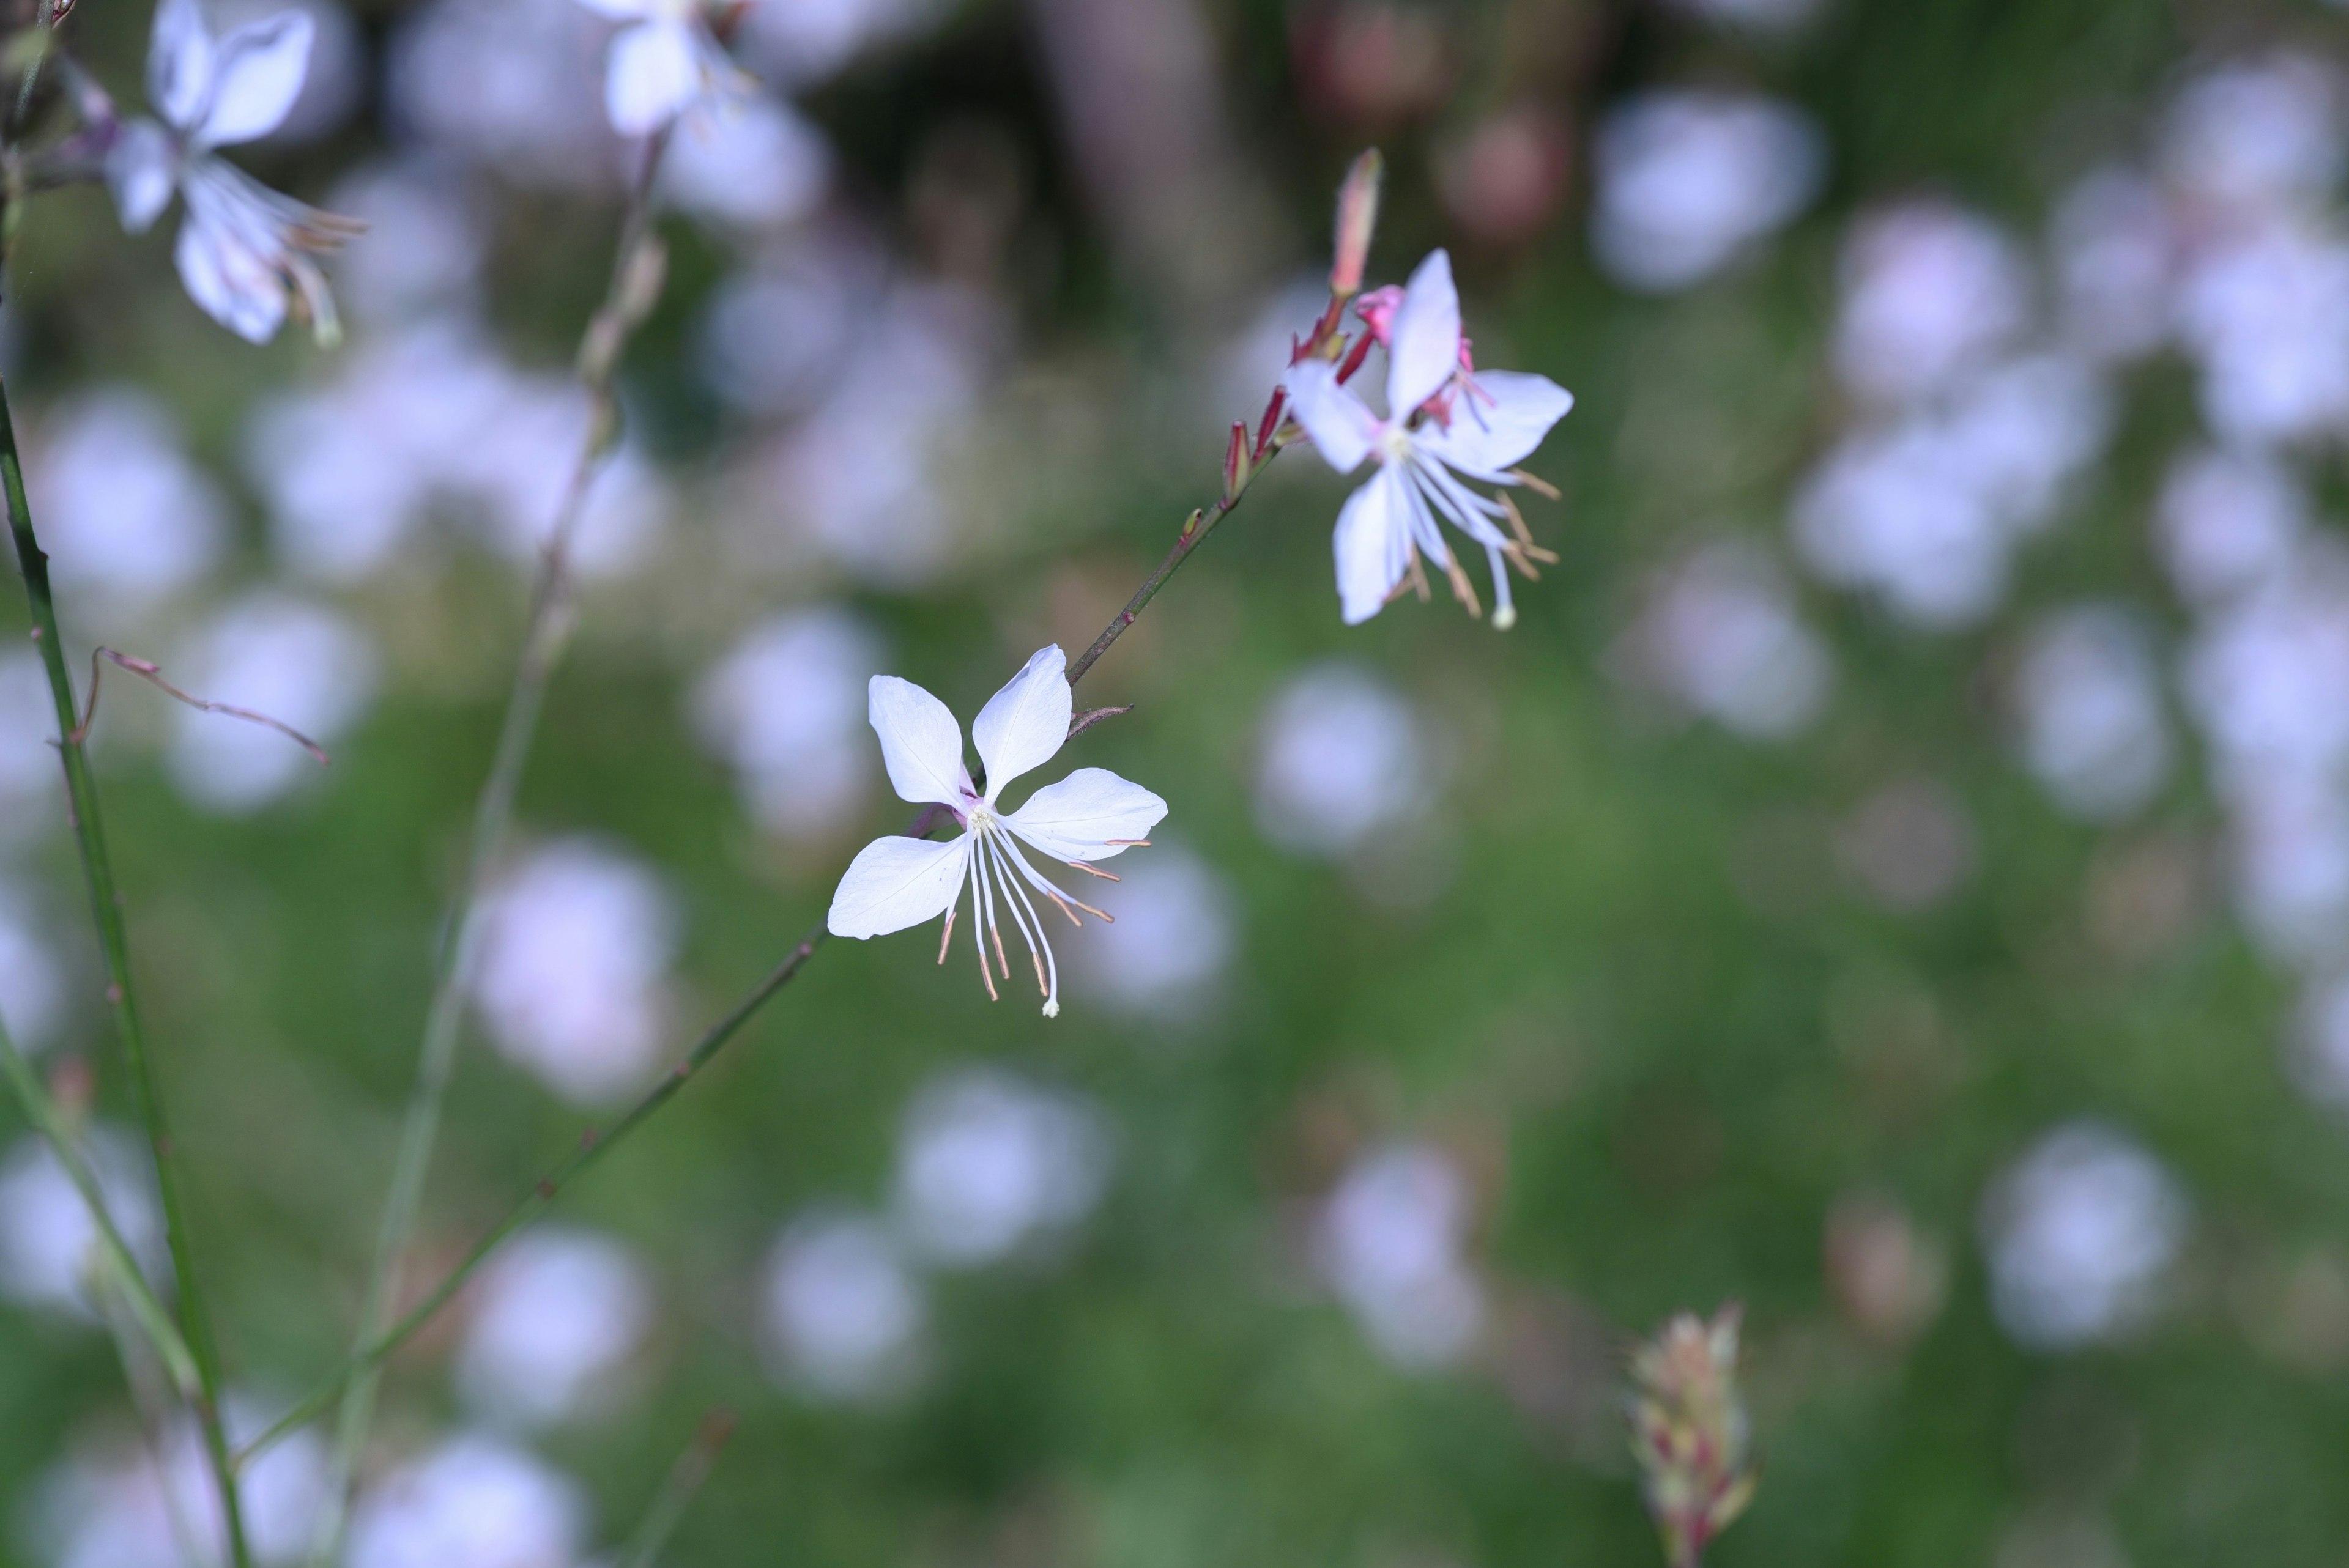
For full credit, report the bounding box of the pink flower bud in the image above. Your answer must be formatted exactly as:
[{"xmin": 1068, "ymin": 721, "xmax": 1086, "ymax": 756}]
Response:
[
  {"xmin": 1329, "ymin": 149, "xmax": 1384, "ymax": 298},
  {"xmin": 1353, "ymin": 284, "xmax": 1405, "ymax": 347},
  {"xmin": 1222, "ymin": 421, "xmax": 1249, "ymax": 506}
]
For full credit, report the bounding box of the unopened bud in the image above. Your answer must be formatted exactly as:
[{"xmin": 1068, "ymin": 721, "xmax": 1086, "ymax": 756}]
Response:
[
  {"xmin": 1221, "ymin": 421, "xmax": 1249, "ymax": 506},
  {"xmin": 1330, "ymin": 149, "xmax": 1384, "ymax": 298},
  {"xmin": 1629, "ymin": 1303, "xmax": 1756, "ymax": 1568}
]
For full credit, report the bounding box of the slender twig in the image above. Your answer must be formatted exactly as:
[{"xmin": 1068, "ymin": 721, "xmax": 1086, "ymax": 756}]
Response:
[
  {"xmin": 309, "ymin": 125, "xmax": 673, "ymax": 1561},
  {"xmin": 237, "ymin": 928, "xmax": 826, "ymax": 1466},
  {"xmin": 9, "ymin": 0, "xmax": 55, "ymax": 132},
  {"xmin": 620, "ymin": 1411, "xmax": 737, "ymax": 1568},
  {"xmin": 0, "ymin": 1021, "xmax": 200, "ymax": 1394},
  {"xmin": 0, "ymin": 374, "xmax": 255, "ymax": 1568},
  {"xmin": 72, "ymin": 646, "xmax": 331, "ymax": 764}
]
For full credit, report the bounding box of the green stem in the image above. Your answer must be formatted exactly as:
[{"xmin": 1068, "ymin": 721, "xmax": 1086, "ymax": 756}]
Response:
[
  {"xmin": 1065, "ymin": 450, "xmax": 1277, "ymax": 686},
  {"xmin": 311, "ymin": 126, "xmax": 672, "ymax": 1564},
  {"xmin": 0, "ymin": 1019, "xmax": 201, "ymax": 1395},
  {"xmin": 237, "ymin": 927, "xmax": 826, "ymax": 1467},
  {"xmin": 0, "ymin": 374, "xmax": 254, "ymax": 1568},
  {"xmin": 620, "ymin": 1411, "xmax": 736, "ymax": 1568}
]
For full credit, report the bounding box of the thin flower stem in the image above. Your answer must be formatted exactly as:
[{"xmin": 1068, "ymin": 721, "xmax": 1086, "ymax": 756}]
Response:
[
  {"xmin": 620, "ymin": 1411, "xmax": 737, "ymax": 1568},
  {"xmin": 0, "ymin": 1018, "xmax": 201, "ymax": 1396},
  {"xmin": 1066, "ymin": 451, "xmax": 1282, "ymax": 686},
  {"xmin": 312, "ymin": 125, "xmax": 673, "ymax": 1562},
  {"xmin": 0, "ymin": 373, "xmax": 256, "ymax": 1568},
  {"xmin": 236, "ymin": 927, "xmax": 828, "ymax": 1467}
]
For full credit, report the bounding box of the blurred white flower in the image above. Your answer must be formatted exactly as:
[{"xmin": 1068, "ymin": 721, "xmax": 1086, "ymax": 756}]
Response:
[
  {"xmin": 2154, "ymin": 446, "xmax": 2307, "ymax": 607},
  {"xmin": 892, "ymin": 1067, "xmax": 1113, "ymax": 1268},
  {"xmin": 33, "ymin": 1399, "xmax": 328, "ymax": 1568},
  {"xmin": 388, "ymin": 0, "xmax": 616, "ymax": 189},
  {"xmin": 1588, "ymin": 91, "xmax": 1823, "ymax": 294},
  {"xmin": 104, "ymin": 0, "xmax": 355, "ymax": 344},
  {"xmin": 1287, "ymin": 250, "xmax": 1573, "ymax": 627},
  {"xmin": 696, "ymin": 237, "xmax": 880, "ymax": 416},
  {"xmin": 1980, "ymin": 1122, "xmax": 2187, "ymax": 1350},
  {"xmin": 212, "ymin": 0, "xmax": 364, "ymax": 146},
  {"xmin": 768, "ymin": 282, "xmax": 1001, "ymax": 586},
  {"xmin": 689, "ymin": 606, "xmax": 885, "ymax": 841},
  {"xmin": 2227, "ymin": 771, "xmax": 2349, "ymax": 963},
  {"xmin": 574, "ymin": 0, "xmax": 746, "ymax": 136},
  {"xmin": 1067, "ymin": 843, "xmax": 1238, "ymax": 1023},
  {"xmin": 1832, "ymin": 202, "xmax": 2030, "ymax": 406},
  {"xmin": 327, "ymin": 161, "xmax": 486, "ymax": 325},
  {"xmin": 826, "ymin": 646, "xmax": 1168, "ymax": 1019},
  {"xmin": 2013, "ymin": 606, "xmax": 2171, "ymax": 821},
  {"xmin": 2173, "ymin": 216, "xmax": 2349, "ymax": 447},
  {"xmin": 2290, "ymin": 971, "xmax": 2349, "ymax": 1112},
  {"xmin": 2183, "ymin": 573, "xmax": 2349, "ymax": 788},
  {"xmin": 467, "ymin": 839, "xmax": 679, "ymax": 1105},
  {"xmin": 1255, "ymin": 662, "xmax": 1427, "ymax": 858},
  {"xmin": 0, "ymin": 881, "xmax": 68, "ymax": 1053},
  {"xmin": 345, "ymin": 1434, "xmax": 587, "ymax": 1568},
  {"xmin": 760, "ymin": 1208, "xmax": 927, "ymax": 1402},
  {"xmin": 165, "ymin": 594, "xmax": 377, "ymax": 816},
  {"xmin": 246, "ymin": 319, "xmax": 509, "ymax": 582},
  {"xmin": 31, "ymin": 390, "xmax": 226, "ymax": 615},
  {"xmin": 0, "ymin": 1127, "xmax": 163, "ymax": 1322},
  {"xmin": 1316, "ymin": 1142, "xmax": 1485, "ymax": 1370},
  {"xmin": 1793, "ymin": 357, "xmax": 2109, "ymax": 629},
  {"xmin": 247, "ymin": 318, "xmax": 667, "ymax": 585},
  {"xmin": 456, "ymin": 1227, "xmax": 655, "ymax": 1429},
  {"xmin": 737, "ymin": 0, "xmax": 932, "ymax": 86},
  {"xmin": 2159, "ymin": 55, "xmax": 2344, "ymax": 216},
  {"xmin": 2051, "ymin": 170, "xmax": 2176, "ymax": 362},
  {"xmin": 1617, "ymin": 539, "xmax": 1832, "ymax": 739},
  {"xmin": 660, "ymin": 94, "xmax": 831, "ymax": 231}
]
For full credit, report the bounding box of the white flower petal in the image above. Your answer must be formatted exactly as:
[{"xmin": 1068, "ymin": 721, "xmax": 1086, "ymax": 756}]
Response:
[
  {"xmin": 193, "ymin": 10, "xmax": 314, "ymax": 148},
  {"xmin": 174, "ymin": 206, "xmax": 286, "ymax": 342},
  {"xmin": 574, "ymin": 0, "xmax": 658, "ymax": 16},
  {"xmin": 828, "ymin": 834, "xmax": 971, "ymax": 939},
  {"xmin": 106, "ymin": 120, "xmax": 178, "ymax": 234},
  {"xmin": 606, "ymin": 19, "xmax": 702, "ymax": 137},
  {"xmin": 1286, "ymin": 360, "xmax": 1383, "ymax": 473},
  {"xmin": 1386, "ymin": 249, "xmax": 1462, "ymax": 417},
  {"xmin": 868, "ymin": 675, "xmax": 970, "ymax": 808},
  {"xmin": 148, "ymin": 0, "xmax": 217, "ymax": 133},
  {"xmin": 1334, "ymin": 467, "xmax": 1412, "ymax": 625},
  {"xmin": 1416, "ymin": 371, "xmax": 1574, "ymax": 481},
  {"xmin": 972, "ymin": 645, "xmax": 1070, "ymax": 802},
  {"xmin": 1004, "ymin": 767, "xmax": 1168, "ymax": 862}
]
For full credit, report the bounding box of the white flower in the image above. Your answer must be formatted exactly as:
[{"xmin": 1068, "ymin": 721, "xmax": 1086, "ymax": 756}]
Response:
[
  {"xmin": 105, "ymin": 0, "xmax": 359, "ymax": 344},
  {"xmin": 575, "ymin": 0, "xmax": 746, "ymax": 136},
  {"xmin": 826, "ymin": 645, "xmax": 1168, "ymax": 1018},
  {"xmin": 1285, "ymin": 250, "xmax": 1574, "ymax": 627}
]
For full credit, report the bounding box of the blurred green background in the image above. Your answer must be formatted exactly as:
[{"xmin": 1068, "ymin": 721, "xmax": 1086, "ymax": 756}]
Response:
[{"xmin": 6, "ymin": 0, "xmax": 2349, "ymax": 1564}]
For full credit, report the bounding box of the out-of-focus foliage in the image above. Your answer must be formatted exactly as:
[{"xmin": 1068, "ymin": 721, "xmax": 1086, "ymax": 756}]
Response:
[{"xmin": 7, "ymin": 0, "xmax": 2349, "ymax": 1564}]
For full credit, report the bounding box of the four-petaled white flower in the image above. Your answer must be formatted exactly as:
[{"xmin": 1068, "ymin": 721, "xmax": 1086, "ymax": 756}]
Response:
[
  {"xmin": 105, "ymin": 0, "xmax": 358, "ymax": 346},
  {"xmin": 828, "ymin": 646, "xmax": 1167, "ymax": 1018},
  {"xmin": 575, "ymin": 0, "xmax": 748, "ymax": 137},
  {"xmin": 1286, "ymin": 250, "xmax": 1575, "ymax": 628}
]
